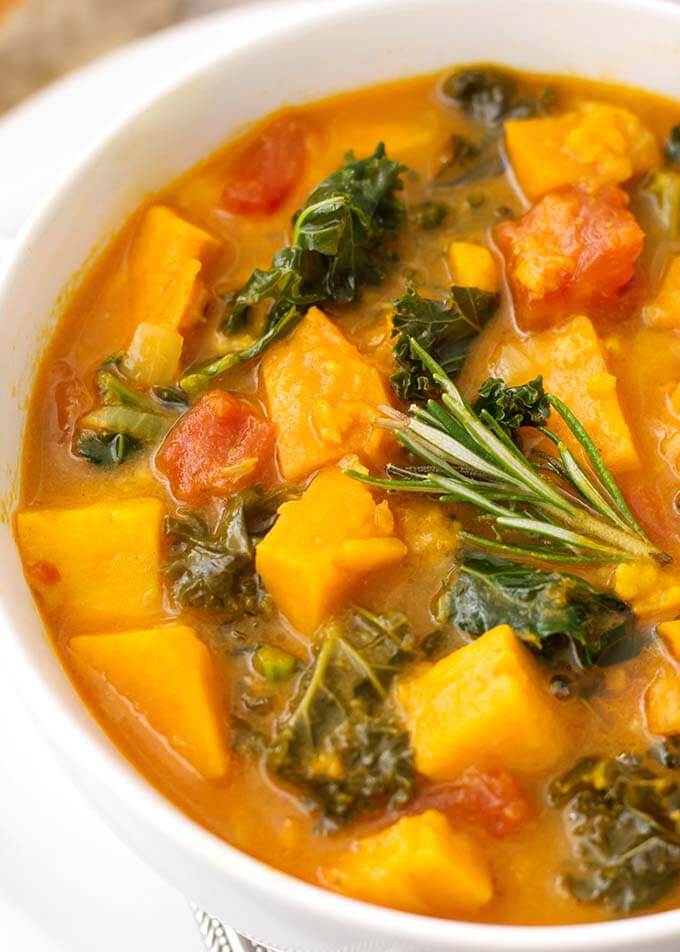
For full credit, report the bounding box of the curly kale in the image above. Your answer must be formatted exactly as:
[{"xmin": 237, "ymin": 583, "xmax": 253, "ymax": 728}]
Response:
[
  {"xmin": 164, "ymin": 489, "xmax": 284, "ymax": 618},
  {"xmin": 390, "ymin": 283, "xmax": 499, "ymax": 401},
  {"xmin": 474, "ymin": 376, "xmax": 550, "ymax": 436},
  {"xmin": 180, "ymin": 144, "xmax": 406, "ymax": 394},
  {"xmin": 549, "ymin": 752, "xmax": 680, "ymax": 913},
  {"xmin": 268, "ymin": 607, "xmax": 416, "ymax": 828},
  {"xmin": 438, "ymin": 553, "xmax": 633, "ymax": 668},
  {"xmin": 442, "ymin": 67, "xmax": 557, "ymax": 127}
]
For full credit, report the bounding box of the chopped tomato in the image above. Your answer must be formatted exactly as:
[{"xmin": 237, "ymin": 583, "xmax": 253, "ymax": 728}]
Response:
[
  {"xmin": 496, "ymin": 185, "xmax": 644, "ymax": 328},
  {"xmin": 411, "ymin": 767, "xmax": 531, "ymax": 838},
  {"xmin": 26, "ymin": 560, "xmax": 61, "ymax": 587},
  {"xmin": 157, "ymin": 390, "xmax": 275, "ymax": 503},
  {"xmin": 222, "ymin": 116, "xmax": 307, "ymax": 216}
]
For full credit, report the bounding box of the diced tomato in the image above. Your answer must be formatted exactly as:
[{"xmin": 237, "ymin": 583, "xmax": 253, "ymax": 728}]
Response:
[
  {"xmin": 496, "ymin": 185, "xmax": 644, "ymax": 328},
  {"xmin": 222, "ymin": 116, "xmax": 307, "ymax": 216},
  {"xmin": 157, "ymin": 390, "xmax": 275, "ymax": 503},
  {"xmin": 411, "ymin": 767, "xmax": 531, "ymax": 837},
  {"xmin": 27, "ymin": 560, "xmax": 61, "ymax": 587}
]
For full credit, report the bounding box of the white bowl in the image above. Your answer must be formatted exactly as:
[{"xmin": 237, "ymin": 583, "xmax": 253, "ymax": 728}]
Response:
[{"xmin": 2, "ymin": 1, "xmax": 680, "ymax": 949}]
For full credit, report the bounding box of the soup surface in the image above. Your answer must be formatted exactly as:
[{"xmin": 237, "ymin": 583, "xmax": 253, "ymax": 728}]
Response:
[{"xmin": 16, "ymin": 64, "xmax": 680, "ymax": 925}]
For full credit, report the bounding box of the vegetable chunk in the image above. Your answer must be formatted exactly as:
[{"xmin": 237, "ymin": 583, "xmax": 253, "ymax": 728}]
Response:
[
  {"xmin": 129, "ymin": 206, "xmax": 221, "ymax": 333},
  {"xmin": 398, "ymin": 625, "xmax": 571, "ymax": 780},
  {"xmin": 255, "ymin": 467, "xmax": 407, "ymax": 635},
  {"xmin": 496, "ymin": 186, "xmax": 643, "ymax": 327},
  {"xmin": 482, "ymin": 314, "xmax": 638, "ymax": 473},
  {"xmin": 447, "ymin": 241, "xmax": 500, "ymax": 293},
  {"xmin": 325, "ymin": 810, "xmax": 492, "ymax": 916},
  {"xmin": 505, "ymin": 102, "xmax": 659, "ymax": 200},
  {"xmin": 70, "ymin": 625, "xmax": 228, "ymax": 778},
  {"xmin": 17, "ymin": 498, "xmax": 164, "ymax": 631},
  {"xmin": 157, "ymin": 390, "xmax": 275, "ymax": 503},
  {"xmin": 222, "ymin": 115, "xmax": 307, "ymax": 215},
  {"xmin": 261, "ymin": 307, "xmax": 393, "ymax": 480},
  {"xmin": 124, "ymin": 321, "xmax": 183, "ymax": 388}
]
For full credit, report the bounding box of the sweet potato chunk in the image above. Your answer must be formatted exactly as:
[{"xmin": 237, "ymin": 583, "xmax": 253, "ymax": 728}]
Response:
[
  {"xmin": 485, "ymin": 314, "xmax": 638, "ymax": 473},
  {"xmin": 496, "ymin": 186, "xmax": 643, "ymax": 328},
  {"xmin": 261, "ymin": 307, "xmax": 392, "ymax": 481},
  {"xmin": 129, "ymin": 206, "xmax": 221, "ymax": 333},
  {"xmin": 70, "ymin": 625, "xmax": 228, "ymax": 778},
  {"xmin": 17, "ymin": 498, "xmax": 164, "ymax": 632},
  {"xmin": 643, "ymin": 256, "xmax": 680, "ymax": 329},
  {"xmin": 646, "ymin": 621, "xmax": 680, "ymax": 736},
  {"xmin": 658, "ymin": 621, "xmax": 680, "ymax": 660},
  {"xmin": 447, "ymin": 241, "xmax": 500, "ymax": 293},
  {"xmin": 255, "ymin": 467, "xmax": 407, "ymax": 635},
  {"xmin": 325, "ymin": 810, "xmax": 492, "ymax": 916},
  {"xmin": 157, "ymin": 390, "xmax": 275, "ymax": 503},
  {"xmin": 398, "ymin": 625, "xmax": 571, "ymax": 780},
  {"xmin": 505, "ymin": 102, "xmax": 659, "ymax": 200},
  {"xmin": 613, "ymin": 562, "xmax": 680, "ymax": 617}
]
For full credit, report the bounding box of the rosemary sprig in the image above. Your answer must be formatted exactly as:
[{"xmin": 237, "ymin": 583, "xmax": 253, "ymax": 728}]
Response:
[{"xmin": 347, "ymin": 339, "xmax": 668, "ymax": 566}]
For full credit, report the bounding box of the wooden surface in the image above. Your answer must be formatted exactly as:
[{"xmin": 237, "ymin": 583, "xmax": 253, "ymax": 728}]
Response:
[{"xmin": 0, "ymin": 0, "xmax": 237, "ymax": 113}]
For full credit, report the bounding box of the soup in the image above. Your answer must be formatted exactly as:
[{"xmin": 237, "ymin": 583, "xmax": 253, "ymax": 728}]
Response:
[{"xmin": 15, "ymin": 64, "xmax": 680, "ymax": 925}]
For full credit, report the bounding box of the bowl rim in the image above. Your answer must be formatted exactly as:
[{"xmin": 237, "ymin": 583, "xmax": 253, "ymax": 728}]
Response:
[{"xmin": 3, "ymin": 0, "xmax": 680, "ymax": 946}]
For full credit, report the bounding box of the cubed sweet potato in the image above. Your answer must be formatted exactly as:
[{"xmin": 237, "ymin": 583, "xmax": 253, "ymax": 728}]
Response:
[
  {"xmin": 447, "ymin": 241, "xmax": 500, "ymax": 293},
  {"xmin": 324, "ymin": 810, "xmax": 492, "ymax": 916},
  {"xmin": 255, "ymin": 467, "xmax": 407, "ymax": 635},
  {"xmin": 645, "ymin": 670, "xmax": 680, "ymax": 736},
  {"xmin": 398, "ymin": 625, "xmax": 571, "ymax": 780},
  {"xmin": 17, "ymin": 497, "xmax": 164, "ymax": 631},
  {"xmin": 261, "ymin": 307, "xmax": 393, "ymax": 481},
  {"xmin": 658, "ymin": 620, "xmax": 680, "ymax": 660},
  {"xmin": 496, "ymin": 186, "xmax": 644, "ymax": 328},
  {"xmin": 505, "ymin": 102, "xmax": 659, "ymax": 200},
  {"xmin": 646, "ymin": 621, "xmax": 680, "ymax": 735},
  {"xmin": 643, "ymin": 256, "xmax": 680, "ymax": 329},
  {"xmin": 70, "ymin": 624, "xmax": 228, "ymax": 778},
  {"xmin": 482, "ymin": 314, "xmax": 638, "ymax": 473},
  {"xmin": 129, "ymin": 206, "xmax": 221, "ymax": 333},
  {"xmin": 612, "ymin": 563, "xmax": 680, "ymax": 616}
]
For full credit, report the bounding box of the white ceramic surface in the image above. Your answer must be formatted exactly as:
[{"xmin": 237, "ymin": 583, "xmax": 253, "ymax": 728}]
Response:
[{"xmin": 3, "ymin": 1, "xmax": 680, "ymax": 950}]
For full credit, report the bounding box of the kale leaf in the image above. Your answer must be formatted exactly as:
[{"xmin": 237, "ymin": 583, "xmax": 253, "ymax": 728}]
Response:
[
  {"xmin": 268, "ymin": 607, "xmax": 416, "ymax": 828},
  {"xmin": 75, "ymin": 430, "xmax": 139, "ymax": 467},
  {"xmin": 164, "ymin": 488, "xmax": 284, "ymax": 618},
  {"xmin": 474, "ymin": 376, "xmax": 550, "ymax": 436},
  {"xmin": 666, "ymin": 123, "xmax": 680, "ymax": 164},
  {"xmin": 180, "ymin": 144, "xmax": 406, "ymax": 394},
  {"xmin": 549, "ymin": 752, "xmax": 680, "ymax": 913},
  {"xmin": 390, "ymin": 283, "xmax": 499, "ymax": 400},
  {"xmin": 442, "ymin": 67, "xmax": 556, "ymax": 127},
  {"xmin": 438, "ymin": 553, "xmax": 633, "ymax": 667}
]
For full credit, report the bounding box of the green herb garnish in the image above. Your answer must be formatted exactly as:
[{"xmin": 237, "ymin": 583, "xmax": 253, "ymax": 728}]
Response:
[{"xmin": 350, "ymin": 340, "xmax": 666, "ymax": 565}]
